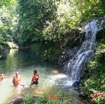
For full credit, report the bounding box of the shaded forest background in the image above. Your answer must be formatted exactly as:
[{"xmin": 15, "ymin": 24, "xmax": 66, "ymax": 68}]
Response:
[{"xmin": 0, "ymin": 0, "xmax": 105, "ymax": 61}]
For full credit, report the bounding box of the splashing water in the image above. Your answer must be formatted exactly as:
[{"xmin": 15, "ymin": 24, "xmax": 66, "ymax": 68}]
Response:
[{"xmin": 65, "ymin": 19, "xmax": 105, "ymax": 86}]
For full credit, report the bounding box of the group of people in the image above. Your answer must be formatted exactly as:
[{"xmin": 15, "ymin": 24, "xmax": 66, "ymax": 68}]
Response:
[{"xmin": 0, "ymin": 70, "xmax": 39, "ymax": 87}]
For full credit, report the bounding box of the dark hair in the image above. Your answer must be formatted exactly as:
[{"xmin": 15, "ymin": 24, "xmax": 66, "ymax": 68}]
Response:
[{"xmin": 34, "ymin": 70, "xmax": 37, "ymax": 74}]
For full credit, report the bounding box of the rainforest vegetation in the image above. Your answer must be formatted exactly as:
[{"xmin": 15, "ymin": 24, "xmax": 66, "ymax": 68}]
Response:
[{"xmin": 0, "ymin": 0, "xmax": 105, "ymax": 104}]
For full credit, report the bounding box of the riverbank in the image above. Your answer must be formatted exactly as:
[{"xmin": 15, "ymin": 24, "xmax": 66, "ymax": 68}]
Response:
[{"xmin": 10, "ymin": 86, "xmax": 84, "ymax": 104}]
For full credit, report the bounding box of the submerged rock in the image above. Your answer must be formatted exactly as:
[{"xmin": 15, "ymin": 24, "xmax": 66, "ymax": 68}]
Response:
[
  {"xmin": 12, "ymin": 97, "xmax": 24, "ymax": 104},
  {"xmin": 0, "ymin": 54, "xmax": 6, "ymax": 60}
]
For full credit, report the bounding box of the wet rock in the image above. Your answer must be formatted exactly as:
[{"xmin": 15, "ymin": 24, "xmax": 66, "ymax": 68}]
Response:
[
  {"xmin": 83, "ymin": 70, "xmax": 93, "ymax": 79},
  {"xmin": 0, "ymin": 54, "xmax": 6, "ymax": 60},
  {"xmin": 58, "ymin": 47, "xmax": 78, "ymax": 71},
  {"xmin": 12, "ymin": 97, "xmax": 24, "ymax": 104},
  {"xmin": 0, "ymin": 48, "xmax": 10, "ymax": 60},
  {"xmin": 79, "ymin": 91, "xmax": 87, "ymax": 100},
  {"xmin": 72, "ymin": 81, "xmax": 80, "ymax": 87}
]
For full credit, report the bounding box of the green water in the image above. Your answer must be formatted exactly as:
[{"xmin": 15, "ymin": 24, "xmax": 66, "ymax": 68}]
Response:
[{"xmin": 0, "ymin": 49, "xmax": 84, "ymax": 104}]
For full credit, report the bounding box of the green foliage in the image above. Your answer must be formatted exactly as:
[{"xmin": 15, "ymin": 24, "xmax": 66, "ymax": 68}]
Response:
[
  {"xmin": 0, "ymin": 42, "xmax": 9, "ymax": 54},
  {"xmin": 0, "ymin": 45, "xmax": 3, "ymax": 53},
  {"xmin": 0, "ymin": 0, "xmax": 17, "ymax": 7},
  {"xmin": 30, "ymin": 42, "xmax": 62, "ymax": 63},
  {"xmin": 22, "ymin": 94, "xmax": 72, "ymax": 104},
  {"xmin": 81, "ymin": 32, "xmax": 105, "ymax": 104},
  {"xmin": 17, "ymin": 0, "xmax": 83, "ymax": 61},
  {"xmin": 75, "ymin": 0, "xmax": 105, "ymax": 22},
  {"xmin": 17, "ymin": 0, "xmax": 55, "ymax": 43},
  {"xmin": 1, "ymin": 0, "xmax": 105, "ymax": 62},
  {"xmin": 0, "ymin": 0, "xmax": 18, "ymax": 52},
  {"xmin": 22, "ymin": 95, "xmax": 36, "ymax": 104},
  {"xmin": 22, "ymin": 95, "xmax": 58, "ymax": 104},
  {"xmin": 96, "ymin": 29, "xmax": 105, "ymax": 44},
  {"xmin": 1, "ymin": 0, "xmax": 105, "ymax": 49},
  {"xmin": 0, "ymin": 0, "xmax": 18, "ymax": 43},
  {"xmin": 17, "ymin": 0, "xmax": 82, "ymax": 45},
  {"xmin": 35, "ymin": 95, "xmax": 52, "ymax": 104},
  {"xmin": 81, "ymin": 44, "xmax": 105, "ymax": 104},
  {"xmin": 17, "ymin": 0, "xmax": 105, "ymax": 61},
  {"xmin": 94, "ymin": 97, "xmax": 105, "ymax": 104}
]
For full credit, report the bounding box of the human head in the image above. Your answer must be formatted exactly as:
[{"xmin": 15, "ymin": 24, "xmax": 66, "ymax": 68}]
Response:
[
  {"xmin": 2, "ymin": 73, "xmax": 4, "ymax": 76},
  {"xmin": 15, "ymin": 72, "xmax": 19, "ymax": 76},
  {"xmin": 34, "ymin": 70, "xmax": 37, "ymax": 74}
]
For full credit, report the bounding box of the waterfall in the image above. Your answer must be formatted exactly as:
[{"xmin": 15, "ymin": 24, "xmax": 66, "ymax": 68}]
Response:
[{"xmin": 65, "ymin": 19, "xmax": 104, "ymax": 86}]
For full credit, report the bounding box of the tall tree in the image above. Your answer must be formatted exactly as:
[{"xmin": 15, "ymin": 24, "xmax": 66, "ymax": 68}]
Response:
[{"xmin": 0, "ymin": 0, "xmax": 18, "ymax": 43}]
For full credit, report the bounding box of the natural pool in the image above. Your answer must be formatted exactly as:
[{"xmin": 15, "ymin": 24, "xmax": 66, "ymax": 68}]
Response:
[{"xmin": 0, "ymin": 49, "xmax": 84, "ymax": 104}]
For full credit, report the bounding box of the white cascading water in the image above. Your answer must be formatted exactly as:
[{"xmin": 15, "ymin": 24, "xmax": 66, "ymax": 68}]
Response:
[{"xmin": 65, "ymin": 19, "xmax": 104, "ymax": 86}]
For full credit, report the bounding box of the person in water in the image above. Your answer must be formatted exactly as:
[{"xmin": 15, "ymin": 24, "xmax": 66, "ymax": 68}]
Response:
[
  {"xmin": 0, "ymin": 73, "xmax": 6, "ymax": 80},
  {"xmin": 12, "ymin": 72, "xmax": 21, "ymax": 87},
  {"xmin": 30, "ymin": 70, "xmax": 39, "ymax": 86}
]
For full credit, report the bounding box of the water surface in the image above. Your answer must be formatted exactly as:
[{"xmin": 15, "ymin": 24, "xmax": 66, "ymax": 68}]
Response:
[{"xmin": 0, "ymin": 49, "xmax": 84, "ymax": 104}]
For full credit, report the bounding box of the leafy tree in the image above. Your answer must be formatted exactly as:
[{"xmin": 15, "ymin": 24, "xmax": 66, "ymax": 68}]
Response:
[
  {"xmin": 17, "ymin": 0, "xmax": 82, "ymax": 44},
  {"xmin": 0, "ymin": 0, "xmax": 18, "ymax": 43}
]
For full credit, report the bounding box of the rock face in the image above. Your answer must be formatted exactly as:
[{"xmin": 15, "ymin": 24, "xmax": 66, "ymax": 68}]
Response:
[
  {"xmin": 58, "ymin": 29, "xmax": 84, "ymax": 71},
  {"xmin": 58, "ymin": 47, "xmax": 78, "ymax": 71},
  {"xmin": 0, "ymin": 49, "xmax": 10, "ymax": 60},
  {"xmin": 0, "ymin": 54, "xmax": 6, "ymax": 59}
]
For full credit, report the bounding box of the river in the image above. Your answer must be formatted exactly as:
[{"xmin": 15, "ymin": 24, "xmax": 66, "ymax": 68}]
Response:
[{"xmin": 0, "ymin": 49, "xmax": 84, "ymax": 104}]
